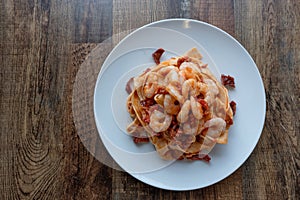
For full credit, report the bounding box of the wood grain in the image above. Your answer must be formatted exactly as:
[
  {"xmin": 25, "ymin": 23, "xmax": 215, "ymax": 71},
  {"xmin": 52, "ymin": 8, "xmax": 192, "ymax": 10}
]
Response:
[
  {"xmin": 191, "ymin": 0, "xmax": 235, "ymax": 37},
  {"xmin": 63, "ymin": 43, "xmax": 113, "ymax": 200},
  {"xmin": 0, "ymin": 0, "xmax": 299, "ymax": 199},
  {"xmin": 74, "ymin": 0, "xmax": 112, "ymax": 43},
  {"xmin": 234, "ymin": 1, "xmax": 299, "ymax": 199},
  {"xmin": 0, "ymin": 0, "xmax": 72, "ymax": 199}
]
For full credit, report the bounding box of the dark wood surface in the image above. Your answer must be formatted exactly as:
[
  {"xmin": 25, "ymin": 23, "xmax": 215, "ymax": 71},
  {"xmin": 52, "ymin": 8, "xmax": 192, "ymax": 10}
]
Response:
[{"xmin": 1, "ymin": 0, "xmax": 299, "ymax": 199}]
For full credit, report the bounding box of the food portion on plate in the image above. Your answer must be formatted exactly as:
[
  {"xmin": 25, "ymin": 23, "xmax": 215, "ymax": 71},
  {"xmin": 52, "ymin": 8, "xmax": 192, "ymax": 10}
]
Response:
[{"xmin": 125, "ymin": 48, "xmax": 236, "ymax": 162}]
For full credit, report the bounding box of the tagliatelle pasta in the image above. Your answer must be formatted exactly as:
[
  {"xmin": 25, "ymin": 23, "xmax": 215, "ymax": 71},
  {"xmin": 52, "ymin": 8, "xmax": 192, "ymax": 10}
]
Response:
[{"xmin": 126, "ymin": 48, "xmax": 235, "ymax": 161}]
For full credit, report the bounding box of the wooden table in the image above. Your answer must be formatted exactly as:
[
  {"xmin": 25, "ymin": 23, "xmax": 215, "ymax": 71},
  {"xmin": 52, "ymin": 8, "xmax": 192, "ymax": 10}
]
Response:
[{"xmin": 1, "ymin": 0, "xmax": 299, "ymax": 199}]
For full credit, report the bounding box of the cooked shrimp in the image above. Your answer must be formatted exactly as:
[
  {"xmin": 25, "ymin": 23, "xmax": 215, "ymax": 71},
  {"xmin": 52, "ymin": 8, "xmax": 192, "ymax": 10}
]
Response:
[
  {"xmin": 165, "ymin": 68, "xmax": 180, "ymax": 85},
  {"xmin": 133, "ymin": 75, "xmax": 145, "ymax": 92},
  {"xmin": 182, "ymin": 79, "xmax": 194, "ymax": 99},
  {"xmin": 179, "ymin": 61, "xmax": 201, "ymax": 74},
  {"xmin": 144, "ymin": 72, "xmax": 164, "ymax": 85},
  {"xmin": 190, "ymin": 96, "xmax": 203, "ymax": 120},
  {"xmin": 199, "ymin": 118, "xmax": 226, "ymax": 155},
  {"xmin": 178, "ymin": 66, "xmax": 196, "ymax": 80},
  {"xmin": 149, "ymin": 110, "xmax": 172, "ymax": 132},
  {"xmin": 166, "ymin": 84, "xmax": 184, "ymax": 104},
  {"xmin": 177, "ymin": 100, "xmax": 191, "ymax": 123},
  {"xmin": 143, "ymin": 83, "xmax": 158, "ymax": 98},
  {"xmin": 204, "ymin": 79, "xmax": 218, "ymax": 96},
  {"xmin": 205, "ymin": 117, "xmax": 226, "ymax": 138},
  {"xmin": 164, "ymin": 94, "xmax": 180, "ymax": 115},
  {"xmin": 142, "ymin": 72, "xmax": 164, "ymax": 98},
  {"xmin": 204, "ymin": 78, "xmax": 219, "ymax": 106},
  {"xmin": 182, "ymin": 79, "xmax": 207, "ymax": 100},
  {"xmin": 182, "ymin": 120, "xmax": 198, "ymax": 135},
  {"xmin": 157, "ymin": 65, "xmax": 178, "ymax": 76}
]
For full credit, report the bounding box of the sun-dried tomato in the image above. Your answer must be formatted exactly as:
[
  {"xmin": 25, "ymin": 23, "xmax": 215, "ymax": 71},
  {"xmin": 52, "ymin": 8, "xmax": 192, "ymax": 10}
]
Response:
[
  {"xmin": 230, "ymin": 100, "xmax": 236, "ymax": 116},
  {"xmin": 198, "ymin": 99, "xmax": 209, "ymax": 113},
  {"xmin": 189, "ymin": 155, "xmax": 211, "ymax": 162},
  {"xmin": 133, "ymin": 137, "xmax": 149, "ymax": 143},
  {"xmin": 177, "ymin": 156, "xmax": 184, "ymax": 160},
  {"xmin": 125, "ymin": 77, "xmax": 134, "ymax": 94},
  {"xmin": 176, "ymin": 56, "xmax": 188, "ymax": 67},
  {"xmin": 225, "ymin": 116, "xmax": 234, "ymax": 125},
  {"xmin": 152, "ymin": 48, "xmax": 165, "ymax": 64},
  {"xmin": 196, "ymin": 93, "xmax": 205, "ymax": 99},
  {"xmin": 221, "ymin": 74, "xmax": 235, "ymax": 88}
]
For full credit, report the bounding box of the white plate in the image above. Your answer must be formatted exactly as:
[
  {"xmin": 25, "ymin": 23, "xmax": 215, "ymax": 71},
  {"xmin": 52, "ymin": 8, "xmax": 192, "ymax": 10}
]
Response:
[{"xmin": 94, "ymin": 19, "xmax": 266, "ymax": 191}]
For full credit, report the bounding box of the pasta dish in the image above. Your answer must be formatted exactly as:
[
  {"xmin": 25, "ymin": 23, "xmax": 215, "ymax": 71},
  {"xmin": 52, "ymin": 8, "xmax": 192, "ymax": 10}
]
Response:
[{"xmin": 126, "ymin": 48, "xmax": 235, "ymax": 161}]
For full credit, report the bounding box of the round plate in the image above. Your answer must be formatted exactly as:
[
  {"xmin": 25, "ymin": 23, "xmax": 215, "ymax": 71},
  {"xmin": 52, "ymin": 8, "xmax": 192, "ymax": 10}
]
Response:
[{"xmin": 94, "ymin": 19, "xmax": 266, "ymax": 190}]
